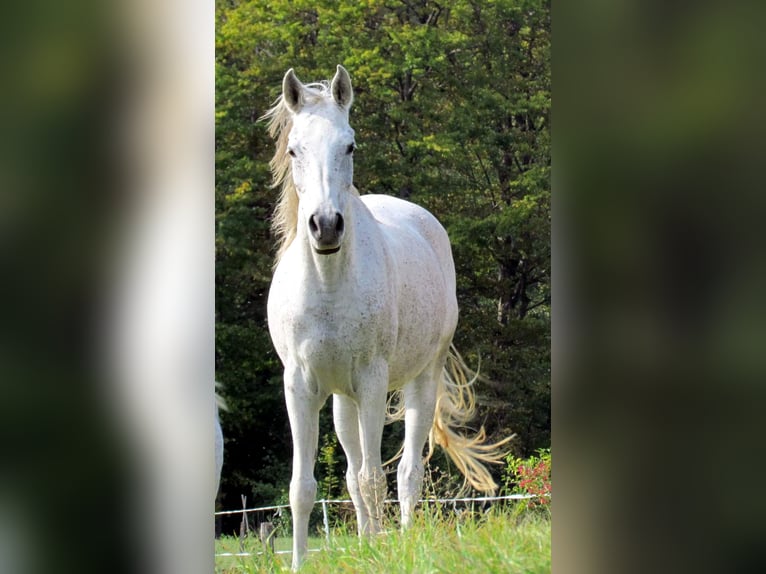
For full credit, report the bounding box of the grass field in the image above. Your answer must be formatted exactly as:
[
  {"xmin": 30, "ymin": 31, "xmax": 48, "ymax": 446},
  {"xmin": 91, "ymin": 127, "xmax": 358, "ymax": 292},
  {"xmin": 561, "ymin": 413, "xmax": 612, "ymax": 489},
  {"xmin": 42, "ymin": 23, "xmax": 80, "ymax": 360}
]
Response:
[{"xmin": 215, "ymin": 507, "xmax": 550, "ymax": 573}]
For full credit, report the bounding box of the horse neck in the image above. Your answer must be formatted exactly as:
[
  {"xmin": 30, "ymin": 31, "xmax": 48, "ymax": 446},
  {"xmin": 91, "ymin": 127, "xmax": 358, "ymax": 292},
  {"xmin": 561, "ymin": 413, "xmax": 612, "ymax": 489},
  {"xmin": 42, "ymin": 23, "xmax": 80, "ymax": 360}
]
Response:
[
  {"xmin": 297, "ymin": 194, "xmax": 373, "ymax": 287},
  {"xmin": 295, "ymin": 197, "xmax": 364, "ymax": 290}
]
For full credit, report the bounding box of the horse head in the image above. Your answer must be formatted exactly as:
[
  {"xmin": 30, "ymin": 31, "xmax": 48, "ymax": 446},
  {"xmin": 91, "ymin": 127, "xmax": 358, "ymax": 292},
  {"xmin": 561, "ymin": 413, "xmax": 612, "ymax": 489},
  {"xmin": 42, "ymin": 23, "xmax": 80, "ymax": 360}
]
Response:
[{"xmin": 281, "ymin": 65, "xmax": 356, "ymax": 255}]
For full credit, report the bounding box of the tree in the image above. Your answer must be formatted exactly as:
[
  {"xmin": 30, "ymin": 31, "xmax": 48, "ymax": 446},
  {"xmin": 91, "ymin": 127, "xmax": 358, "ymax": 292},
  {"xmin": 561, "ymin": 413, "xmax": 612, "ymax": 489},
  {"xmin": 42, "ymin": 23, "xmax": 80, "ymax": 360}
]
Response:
[{"xmin": 215, "ymin": 0, "xmax": 550, "ymax": 517}]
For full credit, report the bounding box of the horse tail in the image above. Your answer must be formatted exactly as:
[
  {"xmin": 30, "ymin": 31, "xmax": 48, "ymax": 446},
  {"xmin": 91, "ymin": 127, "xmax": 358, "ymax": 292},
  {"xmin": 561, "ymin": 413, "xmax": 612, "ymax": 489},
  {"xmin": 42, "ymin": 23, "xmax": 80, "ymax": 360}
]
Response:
[
  {"xmin": 428, "ymin": 346, "xmax": 514, "ymax": 493},
  {"xmin": 215, "ymin": 380, "xmax": 228, "ymax": 412}
]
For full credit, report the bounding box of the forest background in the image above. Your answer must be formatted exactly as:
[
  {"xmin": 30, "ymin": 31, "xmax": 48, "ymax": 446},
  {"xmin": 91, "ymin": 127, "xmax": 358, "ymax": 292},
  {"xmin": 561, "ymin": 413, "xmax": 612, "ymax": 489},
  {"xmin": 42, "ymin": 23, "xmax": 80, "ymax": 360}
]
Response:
[{"xmin": 215, "ymin": 0, "xmax": 550, "ymax": 527}]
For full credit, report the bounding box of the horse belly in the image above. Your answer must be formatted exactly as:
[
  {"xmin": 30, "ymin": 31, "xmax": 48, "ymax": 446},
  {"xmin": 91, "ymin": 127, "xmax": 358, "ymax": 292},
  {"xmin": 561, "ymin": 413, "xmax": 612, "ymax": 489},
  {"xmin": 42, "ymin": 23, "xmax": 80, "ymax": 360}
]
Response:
[
  {"xmin": 363, "ymin": 195, "xmax": 458, "ymax": 387},
  {"xmin": 385, "ymin": 281, "xmax": 454, "ymax": 388},
  {"xmin": 387, "ymin": 306, "xmax": 452, "ymax": 388}
]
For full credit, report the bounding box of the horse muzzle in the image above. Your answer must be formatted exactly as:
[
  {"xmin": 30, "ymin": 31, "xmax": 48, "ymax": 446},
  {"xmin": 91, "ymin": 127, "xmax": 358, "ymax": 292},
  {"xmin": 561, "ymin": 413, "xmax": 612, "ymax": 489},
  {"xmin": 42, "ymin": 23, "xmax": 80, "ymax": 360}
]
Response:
[{"xmin": 308, "ymin": 211, "xmax": 344, "ymax": 254}]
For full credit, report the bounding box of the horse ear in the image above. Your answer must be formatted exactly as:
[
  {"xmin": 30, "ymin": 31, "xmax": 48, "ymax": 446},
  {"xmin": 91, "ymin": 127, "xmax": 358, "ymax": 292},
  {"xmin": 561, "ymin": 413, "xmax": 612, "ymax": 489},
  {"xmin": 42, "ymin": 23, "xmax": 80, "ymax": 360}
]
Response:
[
  {"xmin": 331, "ymin": 65, "xmax": 353, "ymax": 110},
  {"xmin": 282, "ymin": 68, "xmax": 304, "ymax": 113}
]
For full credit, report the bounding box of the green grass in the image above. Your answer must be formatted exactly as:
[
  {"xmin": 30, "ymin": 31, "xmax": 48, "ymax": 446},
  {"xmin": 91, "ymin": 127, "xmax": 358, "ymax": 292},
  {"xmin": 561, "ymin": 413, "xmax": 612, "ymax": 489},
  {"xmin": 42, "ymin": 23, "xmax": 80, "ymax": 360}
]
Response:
[{"xmin": 215, "ymin": 506, "xmax": 550, "ymax": 573}]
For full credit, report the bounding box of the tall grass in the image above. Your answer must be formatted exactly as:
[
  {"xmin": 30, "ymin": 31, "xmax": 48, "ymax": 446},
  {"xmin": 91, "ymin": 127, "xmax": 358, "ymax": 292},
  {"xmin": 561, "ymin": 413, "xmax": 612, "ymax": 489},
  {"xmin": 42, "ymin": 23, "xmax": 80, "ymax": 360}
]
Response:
[{"xmin": 215, "ymin": 505, "xmax": 550, "ymax": 573}]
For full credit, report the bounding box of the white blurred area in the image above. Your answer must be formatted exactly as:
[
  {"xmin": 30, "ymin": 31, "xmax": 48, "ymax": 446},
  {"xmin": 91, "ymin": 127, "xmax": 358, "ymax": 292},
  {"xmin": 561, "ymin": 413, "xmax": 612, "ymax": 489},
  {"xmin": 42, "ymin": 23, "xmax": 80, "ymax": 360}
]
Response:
[
  {"xmin": 105, "ymin": 0, "xmax": 213, "ymax": 572},
  {"xmin": 0, "ymin": 0, "xmax": 214, "ymax": 570}
]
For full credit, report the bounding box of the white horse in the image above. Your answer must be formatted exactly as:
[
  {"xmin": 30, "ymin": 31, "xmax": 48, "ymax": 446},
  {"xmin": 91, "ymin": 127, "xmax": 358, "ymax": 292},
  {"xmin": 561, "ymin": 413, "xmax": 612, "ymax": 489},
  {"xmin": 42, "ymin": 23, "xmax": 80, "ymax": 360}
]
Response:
[
  {"xmin": 264, "ymin": 66, "xmax": 511, "ymax": 570},
  {"xmin": 214, "ymin": 386, "xmax": 225, "ymax": 497}
]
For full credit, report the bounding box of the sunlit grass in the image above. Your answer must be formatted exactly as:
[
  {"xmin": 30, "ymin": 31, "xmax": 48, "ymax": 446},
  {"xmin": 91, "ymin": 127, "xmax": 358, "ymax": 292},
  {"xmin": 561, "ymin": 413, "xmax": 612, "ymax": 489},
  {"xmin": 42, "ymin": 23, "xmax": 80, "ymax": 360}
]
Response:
[{"xmin": 215, "ymin": 506, "xmax": 550, "ymax": 573}]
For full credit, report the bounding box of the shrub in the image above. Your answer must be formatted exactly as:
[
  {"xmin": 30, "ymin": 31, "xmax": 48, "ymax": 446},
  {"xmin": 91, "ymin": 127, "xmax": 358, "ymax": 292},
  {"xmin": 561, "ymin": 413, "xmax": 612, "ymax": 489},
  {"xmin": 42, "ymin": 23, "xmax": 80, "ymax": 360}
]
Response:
[{"xmin": 502, "ymin": 448, "xmax": 551, "ymax": 509}]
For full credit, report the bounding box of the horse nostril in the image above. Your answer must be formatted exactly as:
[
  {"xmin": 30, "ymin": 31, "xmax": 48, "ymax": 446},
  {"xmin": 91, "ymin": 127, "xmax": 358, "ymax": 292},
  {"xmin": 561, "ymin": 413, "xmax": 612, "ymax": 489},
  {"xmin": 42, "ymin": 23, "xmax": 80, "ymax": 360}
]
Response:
[
  {"xmin": 309, "ymin": 215, "xmax": 319, "ymax": 237},
  {"xmin": 335, "ymin": 213, "xmax": 344, "ymax": 234}
]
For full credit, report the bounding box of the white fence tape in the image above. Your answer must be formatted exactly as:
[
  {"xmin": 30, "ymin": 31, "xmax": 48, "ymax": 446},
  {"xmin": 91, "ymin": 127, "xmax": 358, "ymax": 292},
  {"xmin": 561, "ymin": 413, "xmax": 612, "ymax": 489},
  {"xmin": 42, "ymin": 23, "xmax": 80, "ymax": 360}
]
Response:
[
  {"xmin": 214, "ymin": 493, "xmax": 539, "ymax": 517},
  {"xmin": 214, "ymin": 493, "xmax": 548, "ymax": 558}
]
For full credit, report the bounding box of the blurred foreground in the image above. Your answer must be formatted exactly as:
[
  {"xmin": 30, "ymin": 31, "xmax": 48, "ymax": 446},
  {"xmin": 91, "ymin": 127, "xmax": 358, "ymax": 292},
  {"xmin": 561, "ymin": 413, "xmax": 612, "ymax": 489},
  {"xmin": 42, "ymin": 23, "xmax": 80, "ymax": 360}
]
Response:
[{"xmin": 0, "ymin": 1, "xmax": 213, "ymax": 573}]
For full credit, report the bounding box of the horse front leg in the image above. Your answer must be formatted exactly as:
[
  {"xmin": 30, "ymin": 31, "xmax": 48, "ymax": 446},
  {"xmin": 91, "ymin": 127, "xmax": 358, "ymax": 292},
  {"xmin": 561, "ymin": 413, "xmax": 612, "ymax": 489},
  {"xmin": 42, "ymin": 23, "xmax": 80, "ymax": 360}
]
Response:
[
  {"xmin": 284, "ymin": 365, "xmax": 323, "ymax": 571},
  {"xmin": 355, "ymin": 360, "xmax": 389, "ymax": 535},
  {"xmin": 333, "ymin": 394, "xmax": 372, "ymax": 535}
]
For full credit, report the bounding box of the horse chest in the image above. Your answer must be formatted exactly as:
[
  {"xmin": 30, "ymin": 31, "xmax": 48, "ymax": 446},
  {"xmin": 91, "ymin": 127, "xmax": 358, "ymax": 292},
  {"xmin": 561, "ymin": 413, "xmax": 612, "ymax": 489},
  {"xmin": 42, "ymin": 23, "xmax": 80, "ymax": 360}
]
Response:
[
  {"xmin": 299, "ymin": 305, "xmax": 369, "ymax": 351},
  {"xmin": 269, "ymin": 282, "xmax": 395, "ymax": 368}
]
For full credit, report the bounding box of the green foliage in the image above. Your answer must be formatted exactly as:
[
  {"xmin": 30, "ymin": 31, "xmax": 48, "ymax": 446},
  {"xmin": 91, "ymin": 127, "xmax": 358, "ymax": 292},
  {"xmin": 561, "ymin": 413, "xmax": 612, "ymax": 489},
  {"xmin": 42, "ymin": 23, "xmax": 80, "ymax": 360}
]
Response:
[
  {"xmin": 216, "ymin": 0, "xmax": 550, "ymax": 512},
  {"xmin": 317, "ymin": 432, "xmax": 342, "ymax": 500},
  {"xmin": 502, "ymin": 447, "xmax": 551, "ymax": 509},
  {"xmin": 316, "ymin": 432, "xmax": 352, "ymax": 528},
  {"xmin": 420, "ymin": 460, "xmax": 471, "ymax": 500},
  {"xmin": 270, "ymin": 489, "xmax": 292, "ymax": 538}
]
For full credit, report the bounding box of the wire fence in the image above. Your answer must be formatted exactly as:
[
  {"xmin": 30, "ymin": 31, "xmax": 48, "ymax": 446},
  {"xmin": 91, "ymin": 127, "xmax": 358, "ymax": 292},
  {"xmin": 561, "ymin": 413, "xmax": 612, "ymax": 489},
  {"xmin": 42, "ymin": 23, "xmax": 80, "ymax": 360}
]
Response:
[{"xmin": 214, "ymin": 493, "xmax": 546, "ymax": 558}]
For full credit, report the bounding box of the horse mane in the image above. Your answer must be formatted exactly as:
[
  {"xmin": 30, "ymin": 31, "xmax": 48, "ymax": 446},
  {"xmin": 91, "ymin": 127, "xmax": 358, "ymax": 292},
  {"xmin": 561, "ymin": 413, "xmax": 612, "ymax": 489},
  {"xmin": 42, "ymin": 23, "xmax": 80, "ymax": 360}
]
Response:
[{"xmin": 261, "ymin": 80, "xmax": 359, "ymax": 265}]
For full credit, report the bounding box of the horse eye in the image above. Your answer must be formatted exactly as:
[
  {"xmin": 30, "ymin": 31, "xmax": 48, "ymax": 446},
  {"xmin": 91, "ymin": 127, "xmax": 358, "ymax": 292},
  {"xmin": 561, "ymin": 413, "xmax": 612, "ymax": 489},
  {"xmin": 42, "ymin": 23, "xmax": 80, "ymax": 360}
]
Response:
[
  {"xmin": 346, "ymin": 143, "xmax": 356, "ymax": 155},
  {"xmin": 287, "ymin": 148, "xmax": 296, "ymax": 158}
]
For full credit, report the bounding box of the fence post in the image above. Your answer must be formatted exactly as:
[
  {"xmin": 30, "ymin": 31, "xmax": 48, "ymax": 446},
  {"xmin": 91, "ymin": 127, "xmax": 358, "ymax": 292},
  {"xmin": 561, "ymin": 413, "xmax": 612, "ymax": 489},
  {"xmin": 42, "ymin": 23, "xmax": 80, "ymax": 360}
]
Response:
[
  {"xmin": 259, "ymin": 522, "xmax": 275, "ymax": 553},
  {"xmin": 238, "ymin": 495, "xmax": 249, "ymax": 553},
  {"xmin": 321, "ymin": 499, "xmax": 330, "ymax": 544}
]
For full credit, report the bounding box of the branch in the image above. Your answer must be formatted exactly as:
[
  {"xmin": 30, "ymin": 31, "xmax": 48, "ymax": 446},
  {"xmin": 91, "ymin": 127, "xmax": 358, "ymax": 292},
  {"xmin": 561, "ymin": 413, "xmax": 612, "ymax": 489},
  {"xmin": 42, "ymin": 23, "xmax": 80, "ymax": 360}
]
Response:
[
  {"xmin": 524, "ymin": 298, "xmax": 551, "ymax": 314},
  {"xmin": 513, "ymin": 152, "xmax": 526, "ymax": 175},
  {"xmin": 393, "ymin": 122, "xmax": 407, "ymax": 158},
  {"xmin": 473, "ymin": 150, "xmax": 497, "ymax": 206}
]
